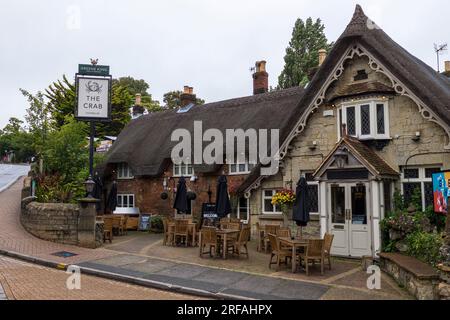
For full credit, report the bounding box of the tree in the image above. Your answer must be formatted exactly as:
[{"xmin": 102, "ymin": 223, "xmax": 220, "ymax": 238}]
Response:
[
  {"xmin": 113, "ymin": 76, "xmax": 161, "ymax": 113},
  {"xmin": 44, "ymin": 75, "xmax": 137, "ymax": 136},
  {"xmin": 0, "ymin": 117, "xmax": 34, "ymax": 163},
  {"xmin": 20, "ymin": 89, "xmax": 50, "ymax": 158},
  {"xmin": 163, "ymin": 91, "xmax": 205, "ymax": 110},
  {"xmin": 278, "ymin": 18, "xmax": 333, "ymax": 89}
]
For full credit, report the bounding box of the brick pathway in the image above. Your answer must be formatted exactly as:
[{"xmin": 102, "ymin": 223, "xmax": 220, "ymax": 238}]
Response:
[
  {"xmin": 0, "ymin": 255, "xmax": 196, "ymax": 300},
  {"xmin": 0, "ymin": 178, "xmax": 119, "ymax": 265}
]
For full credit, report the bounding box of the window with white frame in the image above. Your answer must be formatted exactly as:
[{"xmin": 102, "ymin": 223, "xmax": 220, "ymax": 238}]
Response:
[
  {"xmin": 237, "ymin": 197, "xmax": 249, "ymax": 223},
  {"xmin": 117, "ymin": 194, "xmax": 135, "ymax": 208},
  {"xmin": 401, "ymin": 166, "xmax": 441, "ymax": 210},
  {"xmin": 262, "ymin": 190, "xmax": 281, "ymax": 214},
  {"xmin": 173, "ymin": 163, "xmax": 194, "ymax": 177},
  {"xmin": 229, "ymin": 162, "xmax": 256, "ymax": 175},
  {"xmin": 304, "ymin": 173, "xmax": 319, "ymax": 214},
  {"xmin": 117, "ymin": 163, "xmax": 134, "ymax": 179},
  {"xmin": 338, "ymin": 99, "xmax": 389, "ymax": 140}
]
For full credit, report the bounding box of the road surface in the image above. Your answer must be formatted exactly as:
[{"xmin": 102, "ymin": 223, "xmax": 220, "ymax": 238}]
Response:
[{"xmin": 0, "ymin": 164, "xmax": 30, "ymax": 192}]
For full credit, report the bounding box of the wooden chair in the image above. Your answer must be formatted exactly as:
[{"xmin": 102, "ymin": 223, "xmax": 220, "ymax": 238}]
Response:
[
  {"xmin": 199, "ymin": 227, "xmax": 218, "ymax": 258},
  {"xmin": 162, "ymin": 217, "xmax": 174, "ymax": 246},
  {"xmin": 323, "ymin": 233, "xmax": 335, "ymax": 270},
  {"xmin": 298, "ymin": 239, "xmax": 325, "ymax": 276},
  {"xmin": 268, "ymin": 234, "xmax": 292, "ymax": 271},
  {"xmin": 220, "ymin": 218, "xmax": 231, "ymax": 225},
  {"xmin": 264, "ymin": 224, "xmax": 280, "ymax": 253},
  {"xmin": 227, "ymin": 227, "xmax": 251, "ymax": 259},
  {"xmin": 174, "ymin": 219, "xmax": 190, "ymax": 246},
  {"xmin": 103, "ymin": 217, "xmax": 113, "ymax": 243},
  {"xmin": 230, "ymin": 218, "xmax": 241, "ymax": 224},
  {"xmin": 112, "ymin": 215, "xmax": 122, "ymax": 236},
  {"xmin": 120, "ymin": 215, "xmax": 128, "ymax": 235},
  {"xmin": 277, "ymin": 228, "xmax": 291, "ymax": 238}
]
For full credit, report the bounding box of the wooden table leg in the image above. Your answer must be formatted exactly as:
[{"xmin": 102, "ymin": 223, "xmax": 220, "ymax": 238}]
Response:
[
  {"xmin": 292, "ymin": 244, "xmax": 297, "ymax": 273},
  {"xmin": 223, "ymin": 234, "xmax": 227, "ymax": 259},
  {"xmin": 198, "ymin": 231, "xmax": 202, "ymax": 256}
]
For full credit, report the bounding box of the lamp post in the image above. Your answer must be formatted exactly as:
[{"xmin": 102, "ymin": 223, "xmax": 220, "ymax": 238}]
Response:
[{"xmin": 84, "ymin": 176, "xmax": 95, "ymax": 198}]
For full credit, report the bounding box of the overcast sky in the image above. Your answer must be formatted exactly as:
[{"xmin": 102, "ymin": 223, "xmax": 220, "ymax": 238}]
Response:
[{"xmin": 0, "ymin": 0, "xmax": 448, "ymax": 128}]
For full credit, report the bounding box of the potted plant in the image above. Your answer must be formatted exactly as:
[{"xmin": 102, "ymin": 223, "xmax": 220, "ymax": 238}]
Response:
[{"xmin": 272, "ymin": 189, "xmax": 296, "ymax": 226}]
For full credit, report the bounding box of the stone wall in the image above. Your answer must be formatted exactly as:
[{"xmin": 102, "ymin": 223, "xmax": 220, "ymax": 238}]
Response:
[{"xmin": 21, "ymin": 198, "xmax": 80, "ymax": 245}]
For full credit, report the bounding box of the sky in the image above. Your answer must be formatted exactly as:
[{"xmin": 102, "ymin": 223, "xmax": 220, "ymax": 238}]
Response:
[{"xmin": 0, "ymin": 0, "xmax": 448, "ymax": 128}]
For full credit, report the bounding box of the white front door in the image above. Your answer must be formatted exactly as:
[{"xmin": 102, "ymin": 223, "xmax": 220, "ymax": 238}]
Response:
[{"xmin": 328, "ymin": 183, "xmax": 372, "ymax": 257}]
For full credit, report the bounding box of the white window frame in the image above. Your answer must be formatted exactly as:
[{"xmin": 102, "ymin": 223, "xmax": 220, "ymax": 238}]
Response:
[
  {"xmin": 262, "ymin": 189, "xmax": 282, "ymax": 215},
  {"xmin": 303, "ymin": 173, "xmax": 320, "ymax": 215},
  {"xmin": 400, "ymin": 166, "xmax": 442, "ymax": 211},
  {"xmin": 338, "ymin": 99, "xmax": 390, "ymax": 140},
  {"xmin": 173, "ymin": 163, "xmax": 194, "ymax": 177},
  {"xmin": 237, "ymin": 197, "xmax": 250, "ymax": 223},
  {"xmin": 117, "ymin": 194, "xmax": 135, "ymax": 208},
  {"xmin": 229, "ymin": 162, "xmax": 256, "ymax": 175},
  {"xmin": 117, "ymin": 163, "xmax": 134, "ymax": 180}
]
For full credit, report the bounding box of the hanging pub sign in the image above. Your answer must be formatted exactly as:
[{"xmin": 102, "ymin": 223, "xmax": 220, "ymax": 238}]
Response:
[
  {"xmin": 75, "ymin": 64, "xmax": 112, "ymax": 122},
  {"xmin": 432, "ymin": 171, "xmax": 450, "ymax": 214}
]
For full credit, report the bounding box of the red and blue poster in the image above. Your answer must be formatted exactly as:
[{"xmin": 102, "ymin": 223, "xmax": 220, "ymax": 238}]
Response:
[{"xmin": 432, "ymin": 171, "xmax": 450, "ymax": 215}]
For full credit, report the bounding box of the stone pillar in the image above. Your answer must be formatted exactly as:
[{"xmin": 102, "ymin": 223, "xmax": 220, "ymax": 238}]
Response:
[{"xmin": 78, "ymin": 198, "xmax": 101, "ymax": 249}]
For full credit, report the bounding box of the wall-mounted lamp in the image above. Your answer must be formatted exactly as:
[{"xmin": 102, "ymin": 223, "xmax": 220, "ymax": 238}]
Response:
[
  {"xmin": 412, "ymin": 131, "xmax": 421, "ymax": 142},
  {"xmin": 190, "ymin": 176, "xmax": 198, "ymax": 182},
  {"xmin": 309, "ymin": 141, "xmax": 318, "ymax": 151}
]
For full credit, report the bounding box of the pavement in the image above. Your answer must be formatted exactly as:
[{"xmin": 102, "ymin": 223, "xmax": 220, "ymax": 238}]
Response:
[{"xmin": 0, "ymin": 166, "xmax": 413, "ymax": 300}]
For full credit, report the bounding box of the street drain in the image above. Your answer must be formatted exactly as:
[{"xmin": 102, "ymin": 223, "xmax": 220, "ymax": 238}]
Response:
[{"xmin": 51, "ymin": 251, "xmax": 78, "ymax": 258}]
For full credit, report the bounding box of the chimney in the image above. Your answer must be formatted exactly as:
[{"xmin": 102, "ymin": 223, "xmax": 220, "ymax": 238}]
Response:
[
  {"xmin": 318, "ymin": 49, "xmax": 327, "ymax": 66},
  {"xmin": 253, "ymin": 61, "xmax": 269, "ymax": 95},
  {"xmin": 180, "ymin": 85, "xmax": 196, "ymax": 107},
  {"xmin": 132, "ymin": 93, "xmax": 145, "ymax": 119},
  {"xmin": 445, "ymin": 61, "xmax": 450, "ymax": 73}
]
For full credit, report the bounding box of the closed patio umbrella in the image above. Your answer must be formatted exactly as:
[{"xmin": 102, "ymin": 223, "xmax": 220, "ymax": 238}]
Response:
[
  {"xmin": 173, "ymin": 177, "xmax": 188, "ymax": 213},
  {"xmin": 106, "ymin": 181, "xmax": 118, "ymax": 213},
  {"xmin": 292, "ymin": 176, "xmax": 310, "ymax": 237},
  {"xmin": 215, "ymin": 175, "xmax": 231, "ymax": 218}
]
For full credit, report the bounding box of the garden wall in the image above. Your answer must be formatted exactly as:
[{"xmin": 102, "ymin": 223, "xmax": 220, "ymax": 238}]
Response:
[{"xmin": 20, "ymin": 196, "xmax": 80, "ymax": 245}]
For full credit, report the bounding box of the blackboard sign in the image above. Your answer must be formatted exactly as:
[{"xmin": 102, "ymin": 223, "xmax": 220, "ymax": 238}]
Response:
[
  {"xmin": 138, "ymin": 214, "xmax": 152, "ymax": 231},
  {"xmin": 201, "ymin": 203, "xmax": 219, "ymax": 227}
]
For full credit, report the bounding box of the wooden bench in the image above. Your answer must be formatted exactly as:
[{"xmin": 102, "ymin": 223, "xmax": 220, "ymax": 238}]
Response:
[{"xmin": 379, "ymin": 252, "xmax": 440, "ymax": 300}]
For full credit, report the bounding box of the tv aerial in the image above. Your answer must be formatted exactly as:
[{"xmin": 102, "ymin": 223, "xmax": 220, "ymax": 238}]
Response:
[{"xmin": 434, "ymin": 43, "xmax": 448, "ymax": 72}]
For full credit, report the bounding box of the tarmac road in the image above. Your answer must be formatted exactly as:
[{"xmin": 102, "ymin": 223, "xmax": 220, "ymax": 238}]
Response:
[{"xmin": 0, "ymin": 164, "xmax": 30, "ymax": 193}]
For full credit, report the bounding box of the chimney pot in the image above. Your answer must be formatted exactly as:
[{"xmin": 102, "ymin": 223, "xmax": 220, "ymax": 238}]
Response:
[
  {"xmin": 180, "ymin": 86, "xmax": 196, "ymax": 107},
  {"xmin": 445, "ymin": 61, "xmax": 450, "ymax": 73},
  {"xmin": 318, "ymin": 49, "xmax": 327, "ymax": 66},
  {"xmin": 253, "ymin": 60, "xmax": 269, "ymax": 95}
]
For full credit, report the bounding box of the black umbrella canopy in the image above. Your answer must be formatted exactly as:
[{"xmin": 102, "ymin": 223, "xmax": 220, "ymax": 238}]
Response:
[
  {"xmin": 215, "ymin": 175, "xmax": 231, "ymax": 218},
  {"xmin": 106, "ymin": 181, "xmax": 118, "ymax": 213},
  {"xmin": 173, "ymin": 177, "xmax": 189, "ymax": 213},
  {"xmin": 292, "ymin": 177, "xmax": 310, "ymax": 227}
]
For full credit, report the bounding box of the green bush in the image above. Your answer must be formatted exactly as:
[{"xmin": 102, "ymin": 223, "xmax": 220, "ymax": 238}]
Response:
[
  {"xmin": 151, "ymin": 216, "xmax": 164, "ymax": 233},
  {"xmin": 406, "ymin": 231, "xmax": 444, "ymax": 266}
]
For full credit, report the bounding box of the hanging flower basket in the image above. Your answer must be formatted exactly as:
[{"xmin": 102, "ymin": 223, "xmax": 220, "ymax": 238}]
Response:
[{"xmin": 272, "ymin": 189, "xmax": 295, "ymax": 218}]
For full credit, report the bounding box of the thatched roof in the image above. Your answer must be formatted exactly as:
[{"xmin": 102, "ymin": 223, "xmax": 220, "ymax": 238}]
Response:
[{"xmin": 104, "ymin": 87, "xmax": 305, "ymax": 177}]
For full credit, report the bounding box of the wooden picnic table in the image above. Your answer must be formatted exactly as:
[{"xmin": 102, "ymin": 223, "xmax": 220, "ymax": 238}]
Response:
[
  {"xmin": 278, "ymin": 237, "xmax": 309, "ymax": 273},
  {"xmin": 216, "ymin": 229, "xmax": 240, "ymax": 259}
]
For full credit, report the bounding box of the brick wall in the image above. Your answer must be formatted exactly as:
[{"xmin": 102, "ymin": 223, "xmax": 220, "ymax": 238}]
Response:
[
  {"xmin": 115, "ymin": 164, "xmax": 247, "ymax": 222},
  {"xmin": 20, "ymin": 197, "xmax": 80, "ymax": 245}
]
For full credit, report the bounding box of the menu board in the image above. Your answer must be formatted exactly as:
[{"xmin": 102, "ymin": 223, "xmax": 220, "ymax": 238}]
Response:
[
  {"xmin": 138, "ymin": 214, "xmax": 152, "ymax": 231},
  {"xmin": 201, "ymin": 203, "xmax": 219, "ymax": 227},
  {"xmin": 432, "ymin": 171, "xmax": 450, "ymax": 214}
]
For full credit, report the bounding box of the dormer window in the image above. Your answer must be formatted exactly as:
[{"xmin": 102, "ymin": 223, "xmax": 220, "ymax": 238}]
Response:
[
  {"xmin": 117, "ymin": 163, "xmax": 134, "ymax": 179},
  {"xmin": 338, "ymin": 99, "xmax": 389, "ymax": 140},
  {"xmin": 173, "ymin": 163, "xmax": 194, "ymax": 177},
  {"xmin": 229, "ymin": 162, "xmax": 256, "ymax": 175}
]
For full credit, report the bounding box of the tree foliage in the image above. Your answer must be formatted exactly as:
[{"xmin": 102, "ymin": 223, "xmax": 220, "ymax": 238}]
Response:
[{"xmin": 278, "ymin": 18, "xmax": 333, "ymax": 89}]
